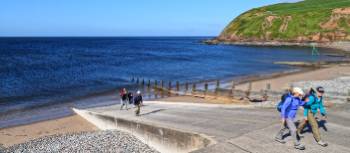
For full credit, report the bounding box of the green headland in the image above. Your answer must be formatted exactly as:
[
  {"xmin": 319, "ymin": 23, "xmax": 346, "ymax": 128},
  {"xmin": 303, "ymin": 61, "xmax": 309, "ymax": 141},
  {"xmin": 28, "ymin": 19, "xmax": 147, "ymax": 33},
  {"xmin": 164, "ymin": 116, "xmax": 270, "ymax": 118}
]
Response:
[{"xmin": 209, "ymin": 0, "xmax": 350, "ymax": 51}]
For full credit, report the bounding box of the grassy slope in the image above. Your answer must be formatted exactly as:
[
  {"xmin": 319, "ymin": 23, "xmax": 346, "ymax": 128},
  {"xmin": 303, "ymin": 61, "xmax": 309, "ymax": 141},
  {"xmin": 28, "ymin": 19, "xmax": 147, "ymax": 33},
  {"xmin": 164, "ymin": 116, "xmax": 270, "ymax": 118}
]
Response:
[{"xmin": 221, "ymin": 0, "xmax": 350, "ymax": 41}]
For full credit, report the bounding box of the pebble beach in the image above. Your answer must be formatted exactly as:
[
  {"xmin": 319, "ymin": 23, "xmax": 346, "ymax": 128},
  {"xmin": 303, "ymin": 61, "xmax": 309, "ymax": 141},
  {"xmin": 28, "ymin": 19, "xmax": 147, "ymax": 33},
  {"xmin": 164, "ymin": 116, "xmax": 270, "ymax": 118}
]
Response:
[{"xmin": 2, "ymin": 130, "xmax": 158, "ymax": 153}]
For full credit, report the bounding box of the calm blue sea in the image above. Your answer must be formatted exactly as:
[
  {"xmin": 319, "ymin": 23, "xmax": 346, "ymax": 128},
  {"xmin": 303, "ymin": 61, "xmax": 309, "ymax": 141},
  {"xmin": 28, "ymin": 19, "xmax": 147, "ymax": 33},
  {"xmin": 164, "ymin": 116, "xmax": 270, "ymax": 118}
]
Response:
[{"xmin": 0, "ymin": 37, "xmax": 343, "ymax": 127}]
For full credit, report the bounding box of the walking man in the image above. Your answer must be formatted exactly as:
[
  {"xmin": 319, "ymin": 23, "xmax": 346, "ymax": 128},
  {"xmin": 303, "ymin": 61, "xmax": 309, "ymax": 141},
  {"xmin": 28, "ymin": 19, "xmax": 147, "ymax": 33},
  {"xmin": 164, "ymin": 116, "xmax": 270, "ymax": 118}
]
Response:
[
  {"xmin": 134, "ymin": 90, "xmax": 143, "ymax": 116},
  {"xmin": 297, "ymin": 87, "xmax": 328, "ymax": 147},
  {"xmin": 275, "ymin": 87, "xmax": 306, "ymax": 150}
]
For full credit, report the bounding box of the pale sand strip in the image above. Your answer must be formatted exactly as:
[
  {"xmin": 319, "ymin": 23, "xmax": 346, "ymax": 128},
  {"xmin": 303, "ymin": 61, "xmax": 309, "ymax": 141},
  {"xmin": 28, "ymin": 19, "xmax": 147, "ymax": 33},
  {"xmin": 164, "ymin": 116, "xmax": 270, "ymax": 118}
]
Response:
[
  {"xmin": 0, "ymin": 115, "xmax": 98, "ymax": 147},
  {"xmin": 235, "ymin": 65, "xmax": 350, "ymax": 92}
]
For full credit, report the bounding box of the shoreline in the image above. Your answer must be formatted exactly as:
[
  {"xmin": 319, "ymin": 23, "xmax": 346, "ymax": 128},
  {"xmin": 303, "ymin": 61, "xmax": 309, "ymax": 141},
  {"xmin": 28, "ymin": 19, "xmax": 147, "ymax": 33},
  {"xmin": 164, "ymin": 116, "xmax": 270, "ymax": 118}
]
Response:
[
  {"xmin": 205, "ymin": 40, "xmax": 350, "ymax": 53},
  {"xmin": 0, "ymin": 59, "xmax": 346, "ymax": 129},
  {"xmin": 1, "ymin": 61, "xmax": 349, "ymax": 148}
]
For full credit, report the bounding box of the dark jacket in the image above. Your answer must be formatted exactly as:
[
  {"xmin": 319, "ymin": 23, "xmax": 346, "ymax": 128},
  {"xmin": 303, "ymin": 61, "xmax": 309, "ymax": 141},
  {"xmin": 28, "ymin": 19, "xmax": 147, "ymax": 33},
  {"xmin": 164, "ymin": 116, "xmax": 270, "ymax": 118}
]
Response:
[{"xmin": 134, "ymin": 95, "xmax": 143, "ymax": 105}]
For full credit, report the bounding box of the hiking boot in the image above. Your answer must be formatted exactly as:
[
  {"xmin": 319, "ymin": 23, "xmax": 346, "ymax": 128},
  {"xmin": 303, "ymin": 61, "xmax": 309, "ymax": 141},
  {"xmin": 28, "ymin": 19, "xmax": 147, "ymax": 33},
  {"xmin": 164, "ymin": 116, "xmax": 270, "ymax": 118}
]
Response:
[
  {"xmin": 294, "ymin": 144, "xmax": 305, "ymax": 150},
  {"xmin": 275, "ymin": 137, "xmax": 286, "ymax": 144},
  {"xmin": 317, "ymin": 140, "xmax": 328, "ymax": 147}
]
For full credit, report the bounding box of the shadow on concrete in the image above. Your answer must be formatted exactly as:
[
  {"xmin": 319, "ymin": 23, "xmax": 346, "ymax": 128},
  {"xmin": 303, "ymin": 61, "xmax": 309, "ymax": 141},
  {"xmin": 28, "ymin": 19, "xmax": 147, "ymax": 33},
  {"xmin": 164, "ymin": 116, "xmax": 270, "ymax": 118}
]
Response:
[
  {"xmin": 139, "ymin": 109, "xmax": 167, "ymax": 116},
  {"xmin": 280, "ymin": 120, "xmax": 328, "ymax": 140}
]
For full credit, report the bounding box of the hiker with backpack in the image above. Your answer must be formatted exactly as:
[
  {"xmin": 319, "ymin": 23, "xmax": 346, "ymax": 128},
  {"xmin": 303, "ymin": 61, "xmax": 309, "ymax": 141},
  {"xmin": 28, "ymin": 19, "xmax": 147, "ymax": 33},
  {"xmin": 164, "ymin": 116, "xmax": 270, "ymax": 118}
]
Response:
[
  {"xmin": 275, "ymin": 87, "xmax": 306, "ymax": 150},
  {"xmin": 134, "ymin": 90, "xmax": 143, "ymax": 116},
  {"xmin": 297, "ymin": 87, "xmax": 328, "ymax": 147}
]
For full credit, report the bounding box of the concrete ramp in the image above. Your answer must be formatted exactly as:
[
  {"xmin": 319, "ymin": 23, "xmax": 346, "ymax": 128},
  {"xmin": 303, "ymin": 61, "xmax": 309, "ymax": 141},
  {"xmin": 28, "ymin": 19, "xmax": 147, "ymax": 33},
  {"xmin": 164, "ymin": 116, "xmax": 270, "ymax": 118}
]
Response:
[{"xmin": 73, "ymin": 108, "xmax": 213, "ymax": 153}]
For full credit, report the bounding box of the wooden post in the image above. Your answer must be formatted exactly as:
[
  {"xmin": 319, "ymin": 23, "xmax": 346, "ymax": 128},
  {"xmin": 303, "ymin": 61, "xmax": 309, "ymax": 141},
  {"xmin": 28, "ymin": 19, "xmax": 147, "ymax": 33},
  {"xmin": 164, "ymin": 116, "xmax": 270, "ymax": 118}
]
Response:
[
  {"xmin": 185, "ymin": 82, "xmax": 189, "ymax": 91},
  {"xmin": 231, "ymin": 81, "xmax": 235, "ymax": 97},
  {"xmin": 215, "ymin": 80, "xmax": 220, "ymax": 96},
  {"xmin": 168, "ymin": 81, "xmax": 172, "ymax": 90},
  {"xmin": 266, "ymin": 83, "xmax": 271, "ymax": 91},
  {"xmin": 147, "ymin": 79, "xmax": 151, "ymax": 88},
  {"xmin": 176, "ymin": 81, "xmax": 180, "ymax": 91},
  {"xmin": 192, "ymin": 83, "xmax": 196, "ymax": 93},
  {"xmin": 246, "ymin": 82, "xmax": 252, "ymax": 97},
  {"xmin": 204, "ymin": 82, "xmax": 208, "ymax": 93}
]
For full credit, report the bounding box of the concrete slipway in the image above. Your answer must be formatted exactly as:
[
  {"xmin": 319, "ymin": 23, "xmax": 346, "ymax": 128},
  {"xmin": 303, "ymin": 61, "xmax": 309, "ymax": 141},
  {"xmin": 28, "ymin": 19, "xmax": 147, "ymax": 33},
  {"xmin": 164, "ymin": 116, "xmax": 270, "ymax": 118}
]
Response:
[{"xmin": 73, "ymin": 101, "xmax": 350, "ymax": 153}]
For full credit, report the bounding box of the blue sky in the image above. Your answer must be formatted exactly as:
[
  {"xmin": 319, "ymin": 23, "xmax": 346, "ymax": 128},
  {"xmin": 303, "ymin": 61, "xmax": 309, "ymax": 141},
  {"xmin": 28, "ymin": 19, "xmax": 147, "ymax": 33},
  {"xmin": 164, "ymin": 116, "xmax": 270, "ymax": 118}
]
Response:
[{"xmin": 0, "ymin": 0, "xmax": 301, "ymax": 36}]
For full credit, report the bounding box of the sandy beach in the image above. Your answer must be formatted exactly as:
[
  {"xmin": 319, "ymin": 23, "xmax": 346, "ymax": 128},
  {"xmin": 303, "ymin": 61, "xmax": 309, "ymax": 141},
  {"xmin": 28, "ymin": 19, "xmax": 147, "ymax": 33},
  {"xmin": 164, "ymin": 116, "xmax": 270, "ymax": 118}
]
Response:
[
  {"xmin": 0, "ymin": 115, "xmax": 97, "ymax": 147},
  {"xmin": 235, "ymin": 64, "xmax": 350, "ymax": 92}
]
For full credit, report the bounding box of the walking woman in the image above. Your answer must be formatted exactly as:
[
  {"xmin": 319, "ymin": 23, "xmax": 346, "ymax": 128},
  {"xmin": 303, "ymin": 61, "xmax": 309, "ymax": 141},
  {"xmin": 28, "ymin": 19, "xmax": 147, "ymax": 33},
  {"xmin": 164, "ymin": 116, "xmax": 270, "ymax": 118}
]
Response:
[
  {"xmin": 275, "ymin": 87, "xmax": 306, "ymax": 150},
  {"xmin": 120, "ymin": 88, "xmax": 128, "ymax": 110},
  {"xmin": 297, "ymin": 87, "xmax": 328, "ymax": 147}
]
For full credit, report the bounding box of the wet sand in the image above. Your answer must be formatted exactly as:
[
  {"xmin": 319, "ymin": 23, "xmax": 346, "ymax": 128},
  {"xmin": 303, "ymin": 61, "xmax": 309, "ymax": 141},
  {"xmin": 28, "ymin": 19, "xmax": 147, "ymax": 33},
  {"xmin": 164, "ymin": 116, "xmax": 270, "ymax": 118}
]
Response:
[{"xmin": 0, "ymin": 115, "xmax": 98, "ymax": 147}]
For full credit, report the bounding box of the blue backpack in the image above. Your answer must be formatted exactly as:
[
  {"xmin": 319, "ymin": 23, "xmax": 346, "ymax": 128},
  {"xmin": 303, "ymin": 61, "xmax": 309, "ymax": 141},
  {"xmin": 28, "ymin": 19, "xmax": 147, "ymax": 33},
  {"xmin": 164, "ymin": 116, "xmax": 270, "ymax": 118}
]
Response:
[{"xmin": 277, "ymin": 92, "xmax": 291, "ymax": 112}]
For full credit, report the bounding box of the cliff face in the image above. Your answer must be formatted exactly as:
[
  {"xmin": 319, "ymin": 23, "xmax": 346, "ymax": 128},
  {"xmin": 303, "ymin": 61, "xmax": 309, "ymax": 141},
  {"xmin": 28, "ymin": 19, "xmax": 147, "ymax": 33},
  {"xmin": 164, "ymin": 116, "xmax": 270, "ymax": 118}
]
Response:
[{"xmin": 216, "ymin": 0, "xmax": 350, "ymax": 43}]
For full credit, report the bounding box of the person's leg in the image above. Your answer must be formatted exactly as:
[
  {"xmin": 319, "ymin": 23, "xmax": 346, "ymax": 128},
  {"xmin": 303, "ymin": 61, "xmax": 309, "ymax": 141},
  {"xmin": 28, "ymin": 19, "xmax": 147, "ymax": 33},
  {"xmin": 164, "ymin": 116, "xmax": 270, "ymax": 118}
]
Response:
[
  {"xmin": 275, "ymin": 122, "xmax": 288, "ymax": 143},
  {"xmin": 125, "ymin": 100, "xmax": 128, "ymax": 109},
  {"xmin": 308, "ymin": 111, "xmax": 321, "ymax": 141},
  {"xmin": 135, "ymin": 104, "xmax": 140, "ymax": 116},
  {"xmin": 120, "ymin": 99, "xmax": 124, "ymax": 110},
  {"xmin": 308, "ymin": 112, "xmax": 327, "ymax": 146},
  {"xmin": 297, "ymin": 118, "xmax": 307, "ymax": 136},
  {"xmin": 286, "ymin": 119, "xmax": 305, "ymax": 150}
]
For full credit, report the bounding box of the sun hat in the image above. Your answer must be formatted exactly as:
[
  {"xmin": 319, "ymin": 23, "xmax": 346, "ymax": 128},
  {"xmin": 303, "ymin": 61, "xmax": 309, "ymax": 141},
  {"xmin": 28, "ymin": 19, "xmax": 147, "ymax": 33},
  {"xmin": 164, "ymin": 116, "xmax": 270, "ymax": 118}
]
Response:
[{"xmin": 292, "ymin": 87, "xmax": 304, "ymax": 96}]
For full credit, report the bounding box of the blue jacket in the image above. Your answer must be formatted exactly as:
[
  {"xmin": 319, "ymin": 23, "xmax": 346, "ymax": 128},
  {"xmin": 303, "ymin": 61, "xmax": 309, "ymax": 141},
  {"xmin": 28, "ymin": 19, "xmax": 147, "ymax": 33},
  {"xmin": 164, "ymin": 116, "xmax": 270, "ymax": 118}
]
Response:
[
  {"xmin": 303, "ymin": 94, "xmax": 326, "ymax": 116},
  {"xmin": 281, "ymin": 96, "xmax": 305, "ymax": 119}
]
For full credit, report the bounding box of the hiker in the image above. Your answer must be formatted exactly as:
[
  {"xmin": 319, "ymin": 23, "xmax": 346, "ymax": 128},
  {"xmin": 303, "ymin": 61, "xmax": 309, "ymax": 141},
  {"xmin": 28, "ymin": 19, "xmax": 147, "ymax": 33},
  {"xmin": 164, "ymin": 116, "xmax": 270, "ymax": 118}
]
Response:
[
  {"xmin": 127, "ymin": 92, "xmax": 134, "ymax": 105},
  {"xmin": 120, "ymin": 88, "xmax": 128, "ymax": 110},
  {"xmin": 297, "ymin": 87, "xmax": 328, "ymax": 147},
  {"xmin": 275, "ymin": 87, "xmax": 306, "ymax": 150},
  {"xmin": 134, "ymin": 90, "xmax": 143, "ymax": 116}
]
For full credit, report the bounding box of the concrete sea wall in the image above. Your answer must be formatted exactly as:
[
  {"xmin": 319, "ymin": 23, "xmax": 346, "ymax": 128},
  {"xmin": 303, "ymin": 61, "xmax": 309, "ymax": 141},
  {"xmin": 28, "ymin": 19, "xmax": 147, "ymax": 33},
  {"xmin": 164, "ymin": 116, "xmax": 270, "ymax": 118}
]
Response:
[{"xmin": 73, "ymin": 108, "xmax": 213, "ymax": 153}]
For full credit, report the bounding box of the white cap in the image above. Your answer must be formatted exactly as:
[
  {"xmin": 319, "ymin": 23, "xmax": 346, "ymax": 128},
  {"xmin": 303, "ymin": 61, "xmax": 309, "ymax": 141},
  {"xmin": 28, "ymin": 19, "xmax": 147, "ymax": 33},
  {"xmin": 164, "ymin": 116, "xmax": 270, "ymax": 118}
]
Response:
[
  {"xmin": 137, "ymin": 90, "xmax": 141, "ymax": 94},
  {"xmin": 292, "ymin": 87, "xmax": 304, "ymax": 95}
]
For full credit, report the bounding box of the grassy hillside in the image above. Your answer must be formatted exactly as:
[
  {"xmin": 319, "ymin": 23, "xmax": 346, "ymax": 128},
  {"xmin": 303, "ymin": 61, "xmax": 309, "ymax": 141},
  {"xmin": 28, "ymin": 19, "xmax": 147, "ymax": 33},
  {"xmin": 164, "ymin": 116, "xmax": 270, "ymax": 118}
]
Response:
[{"xmin": 217, "ymin": 0, "xmax": 350, "ymax": 42}]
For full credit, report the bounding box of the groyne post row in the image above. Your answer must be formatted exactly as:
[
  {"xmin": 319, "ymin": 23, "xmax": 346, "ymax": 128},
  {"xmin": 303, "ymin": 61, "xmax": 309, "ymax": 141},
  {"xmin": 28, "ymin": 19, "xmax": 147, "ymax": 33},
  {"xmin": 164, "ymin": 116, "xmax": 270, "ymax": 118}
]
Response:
[{"xmin": 130, "ymin": 77, "xmax": 275, "ymax": 102}]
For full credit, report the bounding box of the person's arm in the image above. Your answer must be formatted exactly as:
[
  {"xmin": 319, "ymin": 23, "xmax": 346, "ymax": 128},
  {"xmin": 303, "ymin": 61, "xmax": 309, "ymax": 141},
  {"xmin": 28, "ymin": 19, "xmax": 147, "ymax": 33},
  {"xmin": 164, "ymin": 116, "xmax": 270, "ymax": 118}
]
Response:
[
  {"xmin": 305, "ymin": 96, "xmax": 314, "ymax": 107},
  {"xmin": 281, "ymin": 97, "xmax": 292, "ymax": 119},
  {"xmin": 319, "ymin": 98, "xmax": 327, "ymax": 116}
]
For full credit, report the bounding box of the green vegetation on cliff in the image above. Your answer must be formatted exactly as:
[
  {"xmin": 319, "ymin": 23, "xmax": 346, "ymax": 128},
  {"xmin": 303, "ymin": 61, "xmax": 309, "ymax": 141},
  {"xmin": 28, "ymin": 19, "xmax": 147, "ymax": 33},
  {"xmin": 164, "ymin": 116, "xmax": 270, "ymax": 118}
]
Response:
[{"xmin": 218, "ymin": 0, "xmax": 350, "ymax": 42}]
